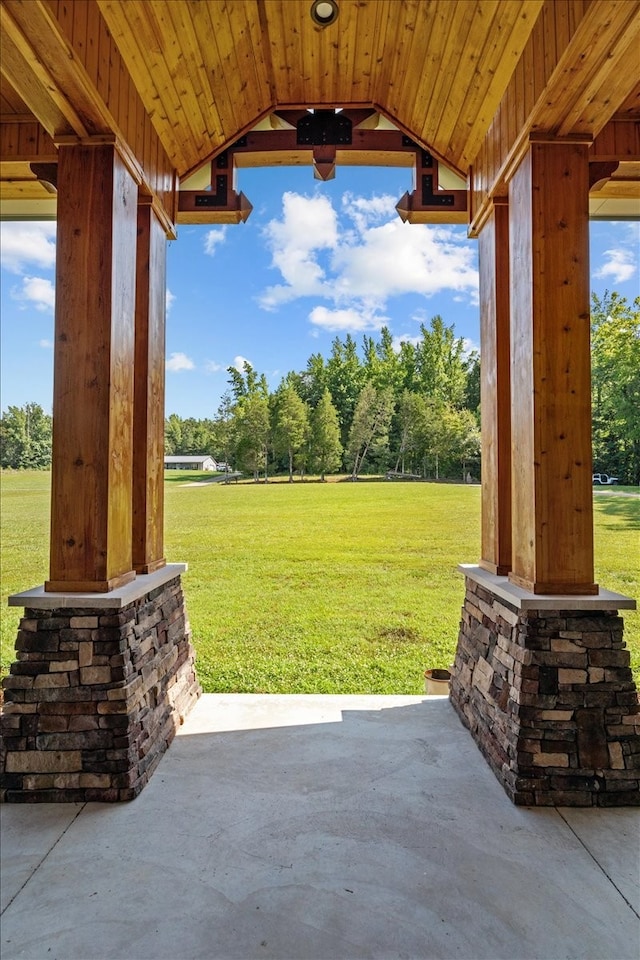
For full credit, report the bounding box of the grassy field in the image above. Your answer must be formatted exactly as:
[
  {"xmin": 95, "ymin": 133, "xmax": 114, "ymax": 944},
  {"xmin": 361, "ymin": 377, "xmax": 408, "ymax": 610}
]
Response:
[{"xmin": 1, "ymin": 471, "xmax": 639, "ymax": 691}]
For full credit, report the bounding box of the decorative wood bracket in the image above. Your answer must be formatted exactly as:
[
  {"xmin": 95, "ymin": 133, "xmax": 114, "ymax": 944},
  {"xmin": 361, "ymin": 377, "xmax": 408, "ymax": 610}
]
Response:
[
  {"xmin": 29, "ymin": 162, "xmax": 58, "ymax": 193},
  {"xmin": 396, "ymin": 150, "xmax": 467, "ymax": 224},
  {"xmin": 177, "ymin": 112, "xmax": 469, "ymax": 225},
  {"xmin": 177, "ymin": 151, "xmax": 253, "ymax": 224}
]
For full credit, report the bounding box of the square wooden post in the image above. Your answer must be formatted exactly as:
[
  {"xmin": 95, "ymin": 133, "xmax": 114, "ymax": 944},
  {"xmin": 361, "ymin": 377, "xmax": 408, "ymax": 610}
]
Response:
[
  {"xmin": 47, "ymin": 143, "xmax": 137, "ymax": 592},
  {"xmin": 133, "ymin": 198, "xmax": 167, "ymax": 574},
  {"xmin": 478, "ymin": 198, "xmax": 511, "ymax": 576},
  {"xmin": 508, "ymin": 140, "xmax": 596, "ymax": 595}
]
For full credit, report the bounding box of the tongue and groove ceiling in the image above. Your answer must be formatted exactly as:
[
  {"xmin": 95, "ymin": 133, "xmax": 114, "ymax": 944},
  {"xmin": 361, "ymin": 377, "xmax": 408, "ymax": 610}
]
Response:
[
  {"xmin": 96, "ymin": 0, "xmax": 543, "ymax": 180},
  {"xmin": 0, "ymin": 0, "xmax": 639, "ymax": 221}
]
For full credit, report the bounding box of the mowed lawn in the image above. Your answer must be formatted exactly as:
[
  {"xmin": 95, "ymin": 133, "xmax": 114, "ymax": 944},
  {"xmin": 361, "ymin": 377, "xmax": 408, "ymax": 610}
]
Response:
[{"xmin": 1, "ymin": 471, "xmax": 639, "ymax": 692}]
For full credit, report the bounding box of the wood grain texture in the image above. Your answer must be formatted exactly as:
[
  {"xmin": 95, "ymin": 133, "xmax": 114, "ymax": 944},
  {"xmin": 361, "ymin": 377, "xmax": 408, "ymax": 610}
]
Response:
[
  {"xmin": 471, "ymin": 0, "xmax": 640, "ymax": 231},
  {"xmin": 47, "ymin": 143, "xmax": 137, "ymax": 592},
  {"xmin": 0, "ymin": 122, "xmax": 56, "ymax": 161},
  {"xmin": 508, "ymin": 141, "xmax": 596, "ymax": 595},
  {"xmin": 96, "ymin": 0, "xmax": 542, "ymax": 179},
  {"xmin": 592, "ymin": 119, "xmax": 640, "ymax": 161},
  {"xmin": 4, "ymin": 0, "xmax": 636, "ymax": 222},
  {"xmin": 1, "ymin": 0, "xmax": 177, "ymax": 229},
  {"xmin": 133, "ymin": 201, "xmax": 167, "ymax": 574},
  {"xmin": 479, "ymin": 200, "xmax": 512, "ymax": 577}
]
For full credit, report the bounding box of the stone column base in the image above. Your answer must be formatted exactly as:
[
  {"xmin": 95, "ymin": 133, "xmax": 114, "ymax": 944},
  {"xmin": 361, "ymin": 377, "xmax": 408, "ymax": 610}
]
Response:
[
  {"xmin": 1, "ymin": 567, "xmax": 201, "ymax": 801},
  {"xmin": 451, "ymin": 568, "xmax": 639, "ymax": 806}
]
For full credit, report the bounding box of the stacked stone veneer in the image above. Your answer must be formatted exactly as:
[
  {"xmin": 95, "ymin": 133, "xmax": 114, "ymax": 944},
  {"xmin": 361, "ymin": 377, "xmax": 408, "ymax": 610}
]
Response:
[
  {"xmin": 1, "ymin": 576, "xmax": 200, "ymax": 802},
  {"xmin": 450, "ymin": 576, "xmax": 639, "ymax": 806}
]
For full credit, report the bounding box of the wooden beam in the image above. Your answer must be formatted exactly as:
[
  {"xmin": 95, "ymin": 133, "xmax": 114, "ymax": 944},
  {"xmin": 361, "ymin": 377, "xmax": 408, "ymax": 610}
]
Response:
[
  {"xmin": 185, "ymin": 129, "xmax": 466, "ymax": 224},
  {"xmin": 0, "ymin": 121, "xmax": 57, "ymax": 163},
  {"xmin": 1, "ymin": 0, "xmax": 178, "ymax": 233},
  {"xmin": 591, "ymin": 119, "xmax": 640, "ymax": 162},
  {"xmin": 47, "ymin": 143, "xmax": 137, "ymax": 593},
  {"xmin": 478, "ymin": 199, "xmax": 511, "ymax": 577},
  {"xmin": 471, "ymin": 0, "xmax": 640, "ymax": 233},
  {"xmin": 133, "ymin": 199, "xmax": 167, "ymax": 575},
  {"xmin": 395, "ymin": 149, "xmax": 468, "ymax": 225},
  {"xmin": 0, "ymin": 1, "xmax": 98, "ymax": 138},
  {"xmin": 508, "ymin": 140, "xmax": 596, "ymax": 595}
]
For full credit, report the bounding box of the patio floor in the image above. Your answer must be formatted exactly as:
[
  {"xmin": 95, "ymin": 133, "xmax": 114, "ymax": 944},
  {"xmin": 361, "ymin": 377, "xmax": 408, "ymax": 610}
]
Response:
[{"xmin": 1, "ymin": 694, "xmax": 639, "ymax": 960}]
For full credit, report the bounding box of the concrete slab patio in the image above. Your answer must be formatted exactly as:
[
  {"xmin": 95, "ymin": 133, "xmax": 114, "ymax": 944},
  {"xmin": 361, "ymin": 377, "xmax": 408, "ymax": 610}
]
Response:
[{"xmin": 1, "ymin": 694, "xmax": 638, "ymax": 960}]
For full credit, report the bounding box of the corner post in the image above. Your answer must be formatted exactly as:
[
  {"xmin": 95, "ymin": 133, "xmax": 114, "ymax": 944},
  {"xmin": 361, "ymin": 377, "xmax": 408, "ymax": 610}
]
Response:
[
  {"xmin": 508, "ymin": 139, "xmax": 595, "ymax": 595},
  {"xmin": 133, "ymin": 197, "xmax": 167, "ymax": 574},
  {"xmin": 478, "ymin": 198, "xmax": 511, "ymax": 576},
  {"xmin": 47, "ymin": 142, "xmax": 137, "ymax": 593}
]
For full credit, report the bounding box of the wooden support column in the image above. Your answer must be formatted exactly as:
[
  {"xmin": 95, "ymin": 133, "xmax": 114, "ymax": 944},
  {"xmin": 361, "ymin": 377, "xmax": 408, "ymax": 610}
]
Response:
[
  {"xmin": 133, "ymin": 198, "xmax": 167, "ymax": 574},
  {"xmin": 508, "ymin": 140, "xmax": 596, "ymax": 595},
  {"xmin": 46, "ymin": 143, "xmax": 137, "ymax": 593},
  {"xmin": 479, "ymin": 198, "xmax": 511, "ymax": 576}
]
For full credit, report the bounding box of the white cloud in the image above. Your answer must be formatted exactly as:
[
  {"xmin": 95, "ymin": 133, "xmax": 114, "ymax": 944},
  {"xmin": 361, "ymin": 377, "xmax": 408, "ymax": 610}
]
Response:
[
  {"xmin": 330, "ymin": 220, "xmax": 479, "ymax": 306},
  {"xmin": 39, "ymin": 339, "xmax": 53, "ymax": 349},
  {"xmin": 205, "ymin": 360, "xmax": 224, "ymax": 373},
  {"xmin": 595, "ymin": 247, "xmax": 636, "ymax": 284},
  {"xmin": 231, "ymin": 355, "xmax": 253, "ymax": 372},
  {"xmin": 341, "ymin": 192, "xmax": 398, "ymax": 233},
  {"xmin": 166, "ymin": 352, "xmax": 195, "ymax": 372},
  {"xmin": 259, "ymin": 192, "xmax": 338, "ymax": 308},
  {"xmin": 309, "ymin": 305, "xmax": 387, "ymax": 333},
  {"xmin": 257, "ymin": 191, "xmax": 479, "ymax": 321},
  {"xmin": 0, "ymin": 222, "xmax": 56, "ymax": 274},
  {"xmin": 204, "ymin": 228, "xmax": 227, "ymax": 256},
  {"xmin": 13, "ymin": 275, "xmax": 56, "ymax": 312},
  {"xmin": 166, "ymin": 288, "xmax": 176, "ymax": 312}
]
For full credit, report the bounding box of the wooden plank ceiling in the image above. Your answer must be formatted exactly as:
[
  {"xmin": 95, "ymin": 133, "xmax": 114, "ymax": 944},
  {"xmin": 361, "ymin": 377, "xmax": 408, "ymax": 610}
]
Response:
[
  {"xmin": 1, "ymin": 0, "xmax": 638, "ymax": 221},
  {"xmin": 97, "ymin": 0, "xmax": 543, "ymax": 180}
]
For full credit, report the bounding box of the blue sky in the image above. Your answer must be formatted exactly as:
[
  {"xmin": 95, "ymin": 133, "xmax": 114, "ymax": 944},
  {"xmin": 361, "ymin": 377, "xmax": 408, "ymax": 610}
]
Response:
[{"xmin": 1, "ymin": 164, "xmax": 638, "ymax": 418}]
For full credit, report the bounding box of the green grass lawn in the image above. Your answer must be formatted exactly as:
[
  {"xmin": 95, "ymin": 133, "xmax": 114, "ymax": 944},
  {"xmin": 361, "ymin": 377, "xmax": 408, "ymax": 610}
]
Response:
[{"xmin": 1, "ymin": 471, "xmax": 638, "ymax": 691}]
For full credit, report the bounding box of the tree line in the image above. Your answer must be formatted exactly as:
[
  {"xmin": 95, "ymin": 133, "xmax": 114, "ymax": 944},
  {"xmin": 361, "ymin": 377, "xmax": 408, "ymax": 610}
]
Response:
[
  {"xmin": 2, "ymin": 297, "xmax": 637, "ymax": 482},
  {"xmin": 166, "ymin": 317, "xmax": 482, "ymax": 482},
  {"xmin": 590, "ymin": 292, "xmax": 640, "ymax": 485},
  {"xmin": 0, "ymin": 402, "xmax": 52, "ymax": 470}
]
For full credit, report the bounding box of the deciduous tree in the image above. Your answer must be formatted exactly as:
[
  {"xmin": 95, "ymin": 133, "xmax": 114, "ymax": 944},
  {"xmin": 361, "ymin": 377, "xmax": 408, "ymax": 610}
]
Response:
[
  {"xmin": 347, "ymin": 383, "xmax": 395, "ymax": 479},
  {"xmin": 272, "ymin": 384, "xmax": 310, "ymax": 482},
  {"xmin": 591, "ymin": 292, "xmax": 640, "ymax": 484},
  {"xmin": 310, "ymin": 389, "xmax": 343, "ymax": 480},
  {"xmin": 0, "ymin": 403, "xmax": 52, "ymax": 469},
  {"xmin": 230, "ymin": 362, "xmax": 270, "ymax": 481}
]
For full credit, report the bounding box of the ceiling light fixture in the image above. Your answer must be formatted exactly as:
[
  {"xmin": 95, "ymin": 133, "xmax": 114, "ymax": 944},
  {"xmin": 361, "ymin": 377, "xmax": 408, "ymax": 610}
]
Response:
[{"xmin": 310, "ymin": 0, "xmax": 339, "ymax": 27}]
